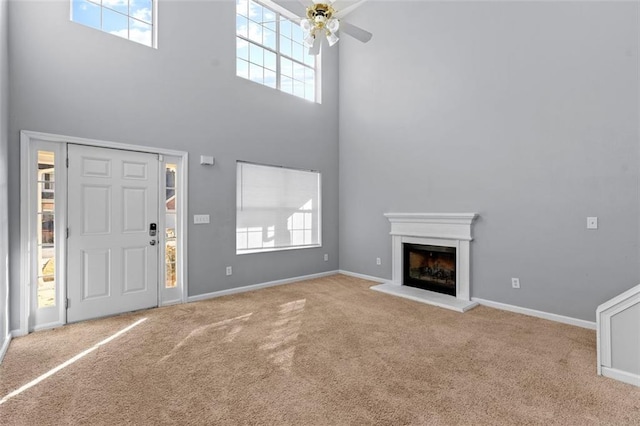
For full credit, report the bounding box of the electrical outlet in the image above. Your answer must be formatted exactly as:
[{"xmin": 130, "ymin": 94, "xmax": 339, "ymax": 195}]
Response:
[
  {"xmin": 226, "ymin": 266, "xmax": 232, "ymax": 276},
  {"xmin": 324, "ymin": 254, "xmax": 329, "ymax": 262},
  {"xmin": 376, "ymin": 257, "xmax": 381, "ymax": 266},
  {"xmin": 511, "ymin": 278, "xmax": 520, "ymax": 289}
]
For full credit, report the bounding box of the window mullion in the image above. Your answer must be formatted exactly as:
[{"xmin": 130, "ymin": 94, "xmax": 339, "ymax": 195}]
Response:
[{"xmin": 275, "ymin": 12, "xmax": 281, "ymax": 91}]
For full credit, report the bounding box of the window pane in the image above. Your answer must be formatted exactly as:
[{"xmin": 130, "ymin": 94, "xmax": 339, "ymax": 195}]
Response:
[
  {"xmin": 248, "ymin": 2, "xmax": 263, "ymax": 24},
  {"xmin": 237, "ymin": 39, "xmax": 249, "ymax": 60},
  {"xmin": 236, "ymin": 15, "xmax": 248, "ymax": 37},
  {"xmin": 166, "ymin": 262, "xmax": 177, "ymax": 288},
  {"xmin": 236, "ymin": 0, "xmax": 249, "ymax": 17},
  {"xmin": 293, "ymin": 80, "xmax": 304, "ymax": 98},
  {"xmin": 72, "ymin": 0, "xmax": 101, "ymax": 30},
  {"xmin": 280, "ymin": 36, "xmax": 292, "ymax": 57},
  {"xmin": 291, "ymin": 24, "xmax": 303, "ymax": 42},
  {"xmin": 292, "ymin": 42, "xmax": 304, "ymax": 63},
  {"xmin": 263, "ymin": 28, "xmax": 276, "ymax": 50},
  {"xmin": 249, "ymin": 43, "xmax": 263, "ymax": 66},
  {"xmin": 249, "ymin": 63, "xmax": 263, "ymax": 83},
  {"xmin": 237, "ymin": 58, "xmax": 249, "ymax": 79},
  {"xmin": 103, "ymin": 0, "xmax": 129, "ymax": 15},
  {"xmin": 129, "ymin": 18, "xmax": 153, "ymax": 47},
  {"xmin": 130, "ymin": 0, "xmax": 153, "ymax": 23},
  {"xmin": 280, "ymin": 18, "xmax": 291, "ymax": 38},
  {"xmin": 103, "ymin": 8, "xmax": 129, "ymax": 38},
  {"xmin": 263, "ymin": 9, "xmax": 276, "ymax": 27},
  {"xmin": 281, "ymin": 57, "xmax": 293, "ymax": 78},
  {"xmin": 264, "ymin": 70, "xmax": 276, "ymax": 89},
  {"xmin": 304, "ymin": 52, "xmax": 315, "ymax": 67},
  {"xmin": 248, "ymin": 20, "xmax": 262, "ymax": 43},
  {"xmin": 40, "ymin": 213, "xmax": 55, "ymax": 245},
  {"xmin": 264, "ymin": 50, "xmax": 276, "ymax": 71},
  {"xmin": 294, "ymin": 63, "xmax": 305, "ymax": 81},
  {"xmin": 281, "ymin": 76, "xmax": 293, "ymax": 94}
]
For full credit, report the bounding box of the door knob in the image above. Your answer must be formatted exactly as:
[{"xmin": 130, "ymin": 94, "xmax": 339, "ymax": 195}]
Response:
[{"xmin": 150, "ymin": 240, "xmax": 157, "ymax": 246}]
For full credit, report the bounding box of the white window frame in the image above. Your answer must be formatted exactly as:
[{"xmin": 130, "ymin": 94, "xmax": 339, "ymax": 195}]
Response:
[
  {"xmin": 236, "ymin": 161, "xmax": 322, "ymax": 255},
  {"xmin": 70, "ymin": 0, "xmax": 159, "ymax": 48},
  {"xmin": 18, "ymin": 131, "xmax": 188, "ymax": 335},
  {"xmin": 236, "ymin": 0, "xmax": 320, "ymax": 102}
]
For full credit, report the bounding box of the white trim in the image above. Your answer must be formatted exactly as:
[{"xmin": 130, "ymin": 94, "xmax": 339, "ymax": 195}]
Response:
[
  {"xmin": 21, "ymin": 131, "xmax": 186, "ymax": 157},
  {"xmin": 384, "ymin": 213, "xmax": 478, "ymax": 241},
  {"xmin": 596, "ymin": 283, "xmax": 640, "ymax": 314},
  {"xmin": 10, "ymin": 329, "xmax": 27, "ymax": 338},
  {"xmin": 601, "ymin": 366, "xmax": 640, "ymax": 387},
  {"xmin": 596, "ymin": 283, "xmax": 640, "ymax": 379},
  {"xmin": 187, "ymin": 271, "xmax": 339, "ymax": 303},
  {"xmin": 32, "ymin": 321, "xmax": 64, "ymax": 333},
  {"xmin": 472, "ymin": 297, "xmax": 596, "ymax": 330},
  {"xmin": 372, "ymin": 282, "xmax": 479, "ymax": 313},
  {"xmin": 0, "ymin": 333, "xmax": 11, "ymax": 363},
  {"xmin": 385, "ymin": 213, "xmax": 478, "ymax": 303},
  {"xmin": 19, "ymin": 130, "xmax": 189, "ymax": 333},
  {"xmin": 19, "ymin": 134, "xmax": 30, "ymax": 335},
  {"xmin": 337, "ymin": 270, "xmax": 386, "ymax": 283}
]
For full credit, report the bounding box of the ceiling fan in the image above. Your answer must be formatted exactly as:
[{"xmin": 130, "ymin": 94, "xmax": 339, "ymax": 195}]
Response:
[{"xmin": 272, "ymin": 0, "xmax": 372, "ymax": 55}]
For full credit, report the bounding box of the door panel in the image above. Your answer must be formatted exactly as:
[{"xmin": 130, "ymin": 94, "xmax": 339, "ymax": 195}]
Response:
[{"xmin": 67, "ymin": 144, "xmax": 159, "ymax": 323}]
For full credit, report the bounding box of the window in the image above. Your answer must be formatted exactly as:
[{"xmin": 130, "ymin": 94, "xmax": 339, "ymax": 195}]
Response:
[
  {"xmin": 236, "ymin": 161, "xmax": 321, "ymax": 254},
  {"xmin": 71, "ymin": 0, "xmax": 156, "ymax": 48},
  {"xmin": 165, "ymin": 163, "xmax": 178, "ymax": 288},
  {"xmin": 37, "ymin": 151, "xmax": 56, "ymax": 308},
  {"xmin": 236, "ymin": 0, "xmax": 317, "ymax": 102}
]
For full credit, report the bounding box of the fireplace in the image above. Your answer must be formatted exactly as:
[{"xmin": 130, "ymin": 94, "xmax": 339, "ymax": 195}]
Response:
[
  {"xmin": 370, "ymin": 213, "xmax": 479, "ymax": 313},
  {"xmin": 403, "ymin": 244, "xmax": 456, "ymax": 296}
]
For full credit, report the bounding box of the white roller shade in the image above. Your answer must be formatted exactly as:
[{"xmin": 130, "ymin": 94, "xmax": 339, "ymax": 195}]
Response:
[{"xmin": 236, "ymin": 161, "xmax": 321, "ymax": 253}]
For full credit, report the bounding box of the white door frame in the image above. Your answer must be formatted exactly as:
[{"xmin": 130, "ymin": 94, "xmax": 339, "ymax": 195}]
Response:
[{"xmin": 19, "ymin": 130, "xmax": 189, "ymax": 335}]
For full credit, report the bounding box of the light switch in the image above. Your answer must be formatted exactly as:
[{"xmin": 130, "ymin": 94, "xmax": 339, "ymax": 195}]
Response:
[
  {"xmin": 200, "ymin": 155, "xmax": 215, "ymax": 166},
  {"xmin": 194, "ymin": 214, "xmax": 210, "ymax": 224},
  {"xmin": 587, "ymin": 217, "xmax": 598, "ymax": 230}
]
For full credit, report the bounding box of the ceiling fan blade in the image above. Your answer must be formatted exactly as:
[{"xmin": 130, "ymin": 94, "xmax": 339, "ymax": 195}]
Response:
[
  {"xmin": 308, "ymin": 36, "xmax": 321, "ymax": 55},
  {"xmin": 340, "ymin": 21, "xmax": 372, "ymax": 43},
  {"xmin": 270, "ymin": 0, "xmax": 307, "ymax": 19},
  {"xmin": 334, "ymin": 0, "xmax": 368, "ymax": 19}
]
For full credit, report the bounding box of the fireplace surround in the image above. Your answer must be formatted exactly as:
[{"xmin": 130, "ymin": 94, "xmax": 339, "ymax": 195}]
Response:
[{"xmin": 371, "ymin": 213, "xmax": 479, "ymax": 312}]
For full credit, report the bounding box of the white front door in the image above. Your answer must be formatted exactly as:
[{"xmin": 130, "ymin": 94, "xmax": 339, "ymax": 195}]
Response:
[{"xmin": 67, "ymin": 144, "xmax": 159, "ymax": 323}]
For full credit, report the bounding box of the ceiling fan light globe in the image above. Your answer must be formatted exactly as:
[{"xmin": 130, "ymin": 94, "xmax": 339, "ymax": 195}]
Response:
[
  {"xmin": 300, "ymin": 19, "xmax": 313, "ymax": 32},
  {"xmin": 304, "ymin": 33, "xmax": 316, "ymax": 47},
  {"xmin": 326, "ymin": 18, "xmax": 339, "ymax": 33},
  {"xmin": 327, "ymin": 31, "xmax": 339, "ymax": 46}
]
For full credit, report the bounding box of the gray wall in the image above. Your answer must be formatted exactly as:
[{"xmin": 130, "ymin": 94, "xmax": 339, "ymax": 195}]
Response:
[
  {"xmin": 339, "ymin": 1, "xmax": 639, "ymax": 321},
  {"xmin": 611, "ymin": 303, "xmax": 640, "ymax": 375},
  {"xmin": 8, "ymin": 0, "xmax": 339, "ymax": 330},
  {"xmin": 0, "ymin": 0, "xmax": 9, "ymax": 351}
]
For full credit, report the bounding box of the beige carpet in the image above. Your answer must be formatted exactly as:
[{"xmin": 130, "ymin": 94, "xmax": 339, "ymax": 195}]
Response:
[{"xmin": 1, "ymin": 274, "xmax": 638, "ymax": 425}]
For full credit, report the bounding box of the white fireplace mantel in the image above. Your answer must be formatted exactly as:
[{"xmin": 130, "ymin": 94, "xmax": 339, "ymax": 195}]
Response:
[{"xmin": 371, "ymin": 213, "xmax": 479, "ymax": 313}]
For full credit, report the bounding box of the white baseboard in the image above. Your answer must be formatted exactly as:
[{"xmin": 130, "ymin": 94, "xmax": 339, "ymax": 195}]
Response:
[
  {"xmin": 0, "ymin": 333, "xmax": 11, "ymax": 363},
  {"xmin": 472, "ymin": 297, "xmax": 596, "ymax": 330},
  {"xmin": 10, "ymin": 329, "xmax": 27, "ymax": 338},
  {"xmin": 601, "ymin": 366, "xmax": 640, "ymax": 387},
  {"xmin": 338, "ymin": 270, "xmax": 386, "ymax": 283},
  {"xmin": 187, "ymin": 270, "xmax": 339, "ymax": 303}
]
